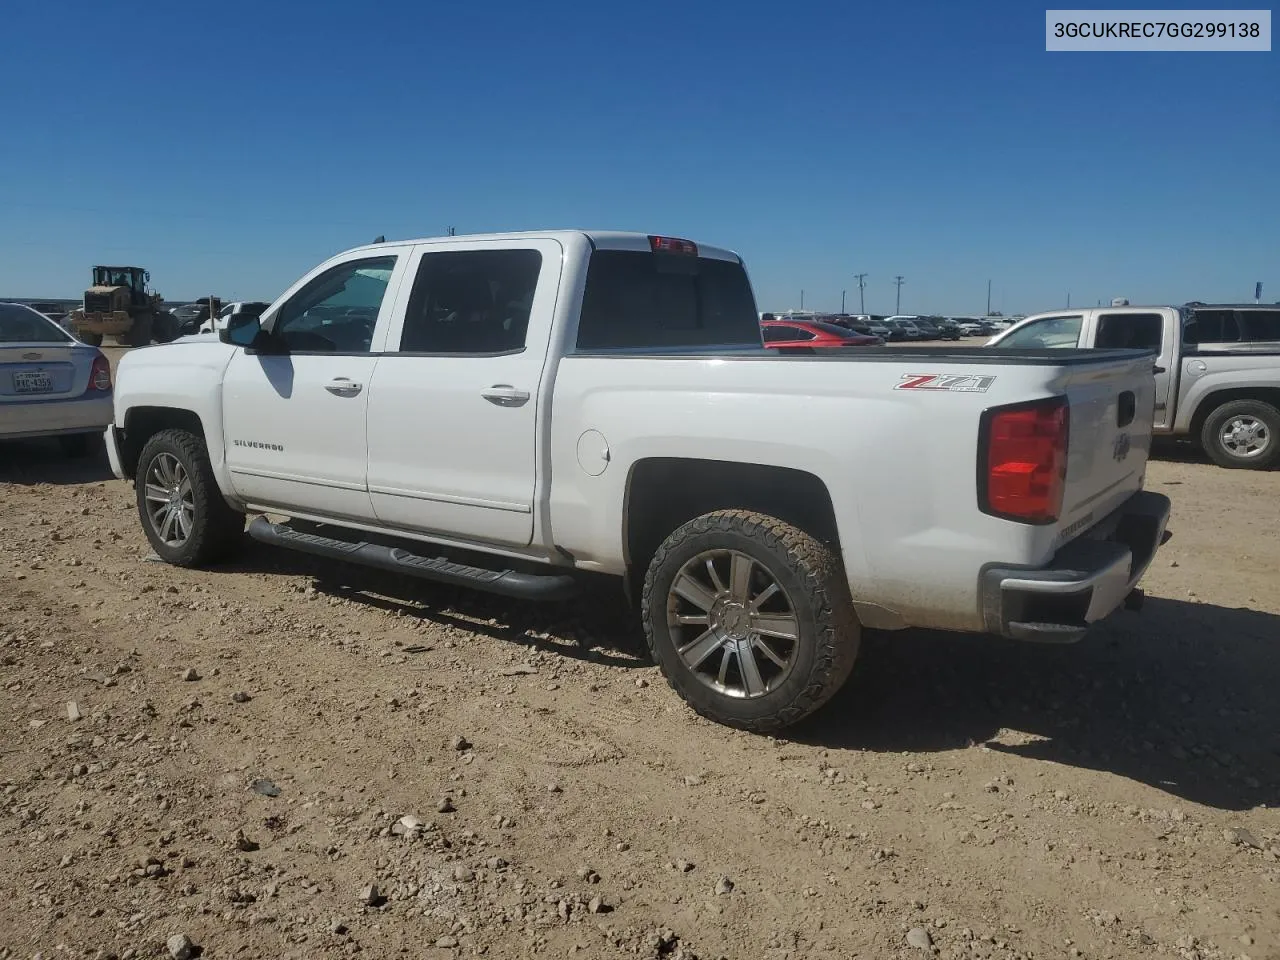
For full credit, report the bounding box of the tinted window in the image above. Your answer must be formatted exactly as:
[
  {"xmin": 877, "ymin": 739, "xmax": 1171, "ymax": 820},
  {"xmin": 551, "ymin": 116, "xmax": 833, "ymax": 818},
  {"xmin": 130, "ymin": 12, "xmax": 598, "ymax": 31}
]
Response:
[
  {"xmin": 764, "ymin": 325, "xmax": 817, "ymax": 342},
  {"xmin": 1184, "ymin": 309, "xmax": 1238, "ymax": 345},
  {"xmin": 0, "ymin": 304, "xmax": 71, "ymax": 343},
  {"xmin": 576, "ymin": 251, "xmax": 759, "ymax": 351},
  {"xmin": 812, "ymin": 321, "xmax": 858, "ymax": 338},
  {"xmin": 1096, "ymin": 313, "xmax": 1163, "ymax": 350},
  {"xmin": 398, "ymin": 249, "xmax": 541, "ymax": 354},
  {"xmin": 1240, "ymin": 310, "xmax": 1280, "ymax": 342},
  {"xmin": 993, "ymin": 315, "xmax": 1082, "ymax": 349},
  {"xmin": 273, "ymin": 256, "xmax": 397, "ymax": 353}
]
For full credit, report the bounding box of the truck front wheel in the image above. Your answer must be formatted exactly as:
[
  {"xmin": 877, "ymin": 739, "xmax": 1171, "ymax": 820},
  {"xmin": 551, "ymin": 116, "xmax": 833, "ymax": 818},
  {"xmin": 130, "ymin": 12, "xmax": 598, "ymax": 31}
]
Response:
[
  {"xmin": 136, "ymin": 429, "xmax": 244, "ymax": 566},
  {"xmin": 641, "ymin": 509, "xmax": 860, "ymax": 732},
  {"xmin": 1201, "ymin": 399, "xmax": 1280, "ymax": 470}
]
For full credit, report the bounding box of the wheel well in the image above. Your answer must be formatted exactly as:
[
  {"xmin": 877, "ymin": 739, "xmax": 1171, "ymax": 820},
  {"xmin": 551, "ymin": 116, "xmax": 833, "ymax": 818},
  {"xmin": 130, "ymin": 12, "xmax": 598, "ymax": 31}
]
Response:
[
  {"xmin": 623, "ymin": 458, "xmax": 841, "ymax": 585},
  {"xmin": 1189, "ymin": 388, "xmax": 1280, "ymax": 440},
  {"xmin": 118, "ymin": 407, "xmax": 205, "ymax": 479}
]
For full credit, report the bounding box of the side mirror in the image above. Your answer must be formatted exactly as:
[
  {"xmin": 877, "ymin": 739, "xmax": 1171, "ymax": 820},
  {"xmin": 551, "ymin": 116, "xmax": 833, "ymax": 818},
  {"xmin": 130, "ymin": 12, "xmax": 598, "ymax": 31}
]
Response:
[{"xmin": 221, "ymin": 313, "xmax": 263, "ymax": 347}]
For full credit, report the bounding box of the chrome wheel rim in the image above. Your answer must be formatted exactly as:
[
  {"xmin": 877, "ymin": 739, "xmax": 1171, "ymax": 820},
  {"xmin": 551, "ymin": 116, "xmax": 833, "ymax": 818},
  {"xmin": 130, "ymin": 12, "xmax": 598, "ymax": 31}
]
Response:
[
  {"xmin": 1220, "ymin": 415, "xmax": 1270, "ymax": 459},
  {"xmin": 143, "ymin": 453, "xmax": 195, "ymax": 547},
  {"xmin": 666, "ymin": 549, "xmax": 800, "ymax": 699}
]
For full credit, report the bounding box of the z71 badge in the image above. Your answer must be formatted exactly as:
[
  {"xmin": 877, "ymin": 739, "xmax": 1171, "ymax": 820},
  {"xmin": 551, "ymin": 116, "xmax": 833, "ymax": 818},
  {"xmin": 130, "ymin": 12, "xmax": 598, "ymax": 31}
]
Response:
[{"xmin": 895, "ymin": 373, "xmax": 996, "ymax": 393}]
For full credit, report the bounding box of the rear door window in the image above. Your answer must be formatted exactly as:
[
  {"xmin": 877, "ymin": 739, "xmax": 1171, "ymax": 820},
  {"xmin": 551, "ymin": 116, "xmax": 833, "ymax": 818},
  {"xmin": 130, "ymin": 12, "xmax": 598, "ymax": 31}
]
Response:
[
  {"xmin": 398, "ymin": 249, "xmax": 542, "ymax": 354},
  {"xmin": 576, "ymin": 251, "xmax": 760, "ymax": 351},
  {"xmin": 1095, "ymin": 313, "xmax": 1163, "ymax": 350}
]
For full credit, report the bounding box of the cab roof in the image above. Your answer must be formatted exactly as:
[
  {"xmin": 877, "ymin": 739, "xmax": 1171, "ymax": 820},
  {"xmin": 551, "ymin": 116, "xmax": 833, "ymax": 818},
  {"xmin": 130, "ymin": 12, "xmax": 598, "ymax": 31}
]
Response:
[{"xmin": 348, "ymin": 230, "xmax": 742, "ymax": 263}]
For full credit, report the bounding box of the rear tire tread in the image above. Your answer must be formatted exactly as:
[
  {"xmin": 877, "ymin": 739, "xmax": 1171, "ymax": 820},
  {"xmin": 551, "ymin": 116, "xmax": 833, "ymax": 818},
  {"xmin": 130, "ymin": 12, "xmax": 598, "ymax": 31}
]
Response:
[{"xmin": 640, "ymin": 509, "xmax": 859, "ymax": 732}]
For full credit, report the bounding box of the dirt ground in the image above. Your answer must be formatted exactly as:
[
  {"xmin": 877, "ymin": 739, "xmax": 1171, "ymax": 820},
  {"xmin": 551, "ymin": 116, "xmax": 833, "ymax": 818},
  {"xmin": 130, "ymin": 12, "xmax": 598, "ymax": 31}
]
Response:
[{"xmin": 2, "ymin": 405, "xmax": 1279, "ymax": 959}]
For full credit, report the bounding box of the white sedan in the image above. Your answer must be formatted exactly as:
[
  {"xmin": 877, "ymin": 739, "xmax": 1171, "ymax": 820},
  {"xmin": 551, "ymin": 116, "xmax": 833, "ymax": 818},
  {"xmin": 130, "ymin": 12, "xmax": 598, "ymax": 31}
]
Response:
[{"xmin": 0, "ymin": 302, "xmax": 114, "ymax": 456}]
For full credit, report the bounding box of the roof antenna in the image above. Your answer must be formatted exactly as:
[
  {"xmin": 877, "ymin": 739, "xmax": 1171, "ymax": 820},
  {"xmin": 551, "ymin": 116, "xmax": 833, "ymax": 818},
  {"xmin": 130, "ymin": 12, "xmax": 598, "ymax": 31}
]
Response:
[{"xmin": 373, "ymin": 235, "xmax": 386, "ymax": 244}]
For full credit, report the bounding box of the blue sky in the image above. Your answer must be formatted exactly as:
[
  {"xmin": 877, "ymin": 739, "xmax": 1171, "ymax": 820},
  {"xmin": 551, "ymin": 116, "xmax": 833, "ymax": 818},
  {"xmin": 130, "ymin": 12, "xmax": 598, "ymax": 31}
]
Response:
[{"xmin": 1, "ymin": 0, "xmax": 1275, "ymax": 314}]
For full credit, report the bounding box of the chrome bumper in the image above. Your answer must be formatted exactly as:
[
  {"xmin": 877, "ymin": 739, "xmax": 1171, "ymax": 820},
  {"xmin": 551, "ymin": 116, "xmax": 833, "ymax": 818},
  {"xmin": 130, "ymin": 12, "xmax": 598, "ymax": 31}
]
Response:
[{"xmin": 981, "ymin": 491, "xmax": 1172, "ymax": 643}]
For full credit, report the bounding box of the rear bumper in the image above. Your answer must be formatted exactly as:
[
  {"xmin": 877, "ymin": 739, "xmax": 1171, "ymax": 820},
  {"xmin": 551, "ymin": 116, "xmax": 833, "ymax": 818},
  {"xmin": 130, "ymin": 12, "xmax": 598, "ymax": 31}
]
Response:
[
  {"xmin": 980, "ymin": 491, "xmax": 1171, "ymax": 643},
  {"xmin": 0, "ymin": 394, "xmax": 113, "ymax": 441}
]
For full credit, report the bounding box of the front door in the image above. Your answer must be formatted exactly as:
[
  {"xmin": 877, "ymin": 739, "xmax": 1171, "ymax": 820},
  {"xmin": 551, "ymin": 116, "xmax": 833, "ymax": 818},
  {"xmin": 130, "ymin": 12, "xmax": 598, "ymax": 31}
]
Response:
[
  {"xmin": 222, "ymin": 250, "xmax": 409, "ymax": 521},
  {"xmin": 364, "ymin": 239, "xmax": 562, "ymax": 547}
]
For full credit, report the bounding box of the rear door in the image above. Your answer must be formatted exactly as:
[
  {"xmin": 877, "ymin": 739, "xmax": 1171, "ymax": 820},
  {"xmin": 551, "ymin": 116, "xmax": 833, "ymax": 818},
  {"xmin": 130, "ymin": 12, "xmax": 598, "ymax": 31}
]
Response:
[
  {"xmin": 222, "ymin": 248, "xmax": 412, "ymax": 521},
  {"xmin": 1091, "ymin": 309, "xmax": 1173, "ymax": 430},
  {"xmin": 364, "ymin": 238, "xmax": 562, "ymax": 546}
]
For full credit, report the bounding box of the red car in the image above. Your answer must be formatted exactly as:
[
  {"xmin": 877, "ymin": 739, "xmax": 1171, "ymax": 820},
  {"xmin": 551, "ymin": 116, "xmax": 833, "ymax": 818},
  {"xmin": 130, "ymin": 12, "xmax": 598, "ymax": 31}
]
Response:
[{"xmin": 761, "ymin": 319, "xmax": 883, "ymax": 349}]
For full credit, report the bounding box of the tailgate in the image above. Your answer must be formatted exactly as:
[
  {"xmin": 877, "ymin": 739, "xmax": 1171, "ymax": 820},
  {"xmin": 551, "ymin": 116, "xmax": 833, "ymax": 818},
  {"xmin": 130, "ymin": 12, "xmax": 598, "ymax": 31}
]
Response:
[{"xmin": 1058, "ymin": 354, "xmax": 1156, "ymax": 538}]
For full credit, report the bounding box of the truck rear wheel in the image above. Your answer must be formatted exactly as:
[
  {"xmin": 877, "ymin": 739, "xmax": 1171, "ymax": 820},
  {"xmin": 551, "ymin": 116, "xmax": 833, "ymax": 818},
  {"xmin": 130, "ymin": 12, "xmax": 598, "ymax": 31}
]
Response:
[
  {"xmin": 136, "ymin": 429, "xmax": 244, "ymax": 567},
  {"xmin": 77, "ymin": 331, "xmax": 103, "ymax": 346},
  {"xmin": 641, "ymin": 509, "xmax": 860, "ymax": 732},
  {"xmin": 1201, "ymin": 399, "xmax": 1280, "ymax": 470}
]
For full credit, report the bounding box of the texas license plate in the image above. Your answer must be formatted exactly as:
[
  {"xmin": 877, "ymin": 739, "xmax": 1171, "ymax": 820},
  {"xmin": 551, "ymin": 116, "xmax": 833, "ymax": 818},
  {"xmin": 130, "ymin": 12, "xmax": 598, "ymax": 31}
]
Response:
[{"xmin": 13, "ymin": 371, "xmax": 53, "ymax": 394}]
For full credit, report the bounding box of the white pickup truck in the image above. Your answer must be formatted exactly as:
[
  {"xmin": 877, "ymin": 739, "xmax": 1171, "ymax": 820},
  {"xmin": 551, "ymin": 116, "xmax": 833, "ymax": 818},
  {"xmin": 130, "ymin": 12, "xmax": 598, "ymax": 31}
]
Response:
[
  {"xmin": 989, "ymin": 302, "xmax": 1280, "ymax": 469},
  {"xmin": 107, "ymin": 231, "xmax": 1170, "ymax": 730}
]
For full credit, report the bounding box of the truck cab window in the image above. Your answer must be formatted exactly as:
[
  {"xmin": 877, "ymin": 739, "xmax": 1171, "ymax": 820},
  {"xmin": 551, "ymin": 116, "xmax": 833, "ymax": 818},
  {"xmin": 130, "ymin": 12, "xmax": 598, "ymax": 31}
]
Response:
[
  {"xmin": 576, "ymin": 251, "xmax": 760, "ymax": 351},
  {"xmin": 399, "ymin": 249, "xmax": 542, "ymax": 354},
  {"xmin": 272, "ymin": 256, "xmax": 396, "ymax": 353},
  {"xmin": 992, "ymin": 315, "xmax": 1082, "ymax": 349},
  {"xmin": 1096, "ymin": 313, "xmax": 1163, "ymax": 351}
]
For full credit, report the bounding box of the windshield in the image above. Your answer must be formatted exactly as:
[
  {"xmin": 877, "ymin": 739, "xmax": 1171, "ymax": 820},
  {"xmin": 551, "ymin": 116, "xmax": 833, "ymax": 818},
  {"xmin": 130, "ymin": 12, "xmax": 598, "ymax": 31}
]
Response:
[
  {"xmin": 0, "ymin": 303, "xmax": 73, "ymax": 343},
  {"xmin": 94, "ymin": 268, "xmax": 137, "ymax": 287}
]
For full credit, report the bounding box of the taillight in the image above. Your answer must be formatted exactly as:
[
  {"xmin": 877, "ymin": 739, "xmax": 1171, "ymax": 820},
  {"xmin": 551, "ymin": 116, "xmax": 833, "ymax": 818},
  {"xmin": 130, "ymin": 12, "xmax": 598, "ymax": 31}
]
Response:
[
  {"xmin": 979, "ymin": 397, "xmax": 1069, "ymax": 524},
  {"xmin": 89, "ymin": 352, "xmax": 112, "ymax": 392},
  {"xmin": 648, "ymin": 235, "xmax": 698, "ymax": 256}
]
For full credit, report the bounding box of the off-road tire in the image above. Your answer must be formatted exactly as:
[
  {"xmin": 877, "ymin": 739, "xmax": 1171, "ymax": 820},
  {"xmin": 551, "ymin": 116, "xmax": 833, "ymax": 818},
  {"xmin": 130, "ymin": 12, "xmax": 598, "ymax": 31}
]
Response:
[
  {"xmin": 641, "ymin": 509, "xmax": 860, "ymax": 732},
  {"xmin": 58, "ymin": 432, "xmax": 102, "ymax": 458},
  {"xmin": 78, "ymin": 331, "xmax": 103, "ymax": 346},
  {"xmin": 136, "ymin": 429, "xmax": 244, "ymax": 566},
  {"xmin": 124, "ymin": 312, "xmax": 155, "ymax": 348},
  {"xmin": 1201, "ymin": 399, "xmax": 1280, "ymax": 470}
]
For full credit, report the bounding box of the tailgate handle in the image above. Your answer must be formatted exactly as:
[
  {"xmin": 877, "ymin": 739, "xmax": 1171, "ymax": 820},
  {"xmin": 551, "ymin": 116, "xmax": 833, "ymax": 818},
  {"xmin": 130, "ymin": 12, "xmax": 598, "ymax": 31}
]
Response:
[{"xmin": 1117, "ymin": 391, "xmax": 1136, "ymax": 428}]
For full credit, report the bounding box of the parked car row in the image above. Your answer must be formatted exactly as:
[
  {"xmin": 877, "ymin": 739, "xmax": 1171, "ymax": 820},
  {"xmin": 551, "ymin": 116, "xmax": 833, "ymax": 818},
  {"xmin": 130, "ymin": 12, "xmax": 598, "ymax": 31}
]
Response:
[{"xmin": 763, "ymin": 312, "xmax": 1019, "ymax": 342}]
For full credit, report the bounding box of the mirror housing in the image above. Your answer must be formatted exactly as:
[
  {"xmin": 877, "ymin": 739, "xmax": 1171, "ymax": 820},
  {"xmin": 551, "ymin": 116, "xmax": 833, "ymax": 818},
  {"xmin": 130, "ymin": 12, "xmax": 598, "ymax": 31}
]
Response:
[{"xmin": 221, "ymin": 313, "xmax": 264, "ymax": 347}]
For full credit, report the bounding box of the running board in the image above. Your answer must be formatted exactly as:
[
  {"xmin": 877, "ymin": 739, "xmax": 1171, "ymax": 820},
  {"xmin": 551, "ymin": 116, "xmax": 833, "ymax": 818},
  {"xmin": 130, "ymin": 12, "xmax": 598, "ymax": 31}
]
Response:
[{"xmin": 247, "ymin": 518, "xmax": 578, "ymax": 601}]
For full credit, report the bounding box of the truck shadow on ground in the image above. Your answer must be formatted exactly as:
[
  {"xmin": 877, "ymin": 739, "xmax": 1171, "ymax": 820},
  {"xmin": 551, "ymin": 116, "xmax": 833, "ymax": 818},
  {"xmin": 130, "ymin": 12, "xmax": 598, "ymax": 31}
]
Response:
[
  {"xmin": 230, "ymin": 543, "xmax": 649, "ymax": 670},
  {"xmin": 0, "ymin": 438, "xmax": 114, "ymax": 486},
  {"xmin": 795, "ymin": 596, "xmax": 1280, "ymax": 811},
  {"xmin": 223, "ymin": 544, "xmax": 1277, "ymax": 810}
]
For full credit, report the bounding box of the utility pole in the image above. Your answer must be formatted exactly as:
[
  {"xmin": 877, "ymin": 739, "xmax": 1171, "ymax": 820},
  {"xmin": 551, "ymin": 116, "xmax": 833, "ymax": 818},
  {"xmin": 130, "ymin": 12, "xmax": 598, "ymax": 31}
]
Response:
[
  {"xmin": 893, "ymin": 276, "xmax": 905, "ymax": 314},
  {"xmin": 841, "ymin": 290, "xmax": 846, "ymax": 313},
  {"xmin": 447, "ymin": 226, "xmax": 456, "ymax": 236},
  {"xmin": 986, "ymin": 279, "xmax": 992, "ymax": 316},
  {"xmin": 1067, "ymin": 292, "xmax": 1071, "ymax": 308},
  {"xmin": 800, "ymin": 289, "xmax": 805, "ymax": 310},
  {"xmin": 855, "ymin": 273, "xmax": 867, "ymax": 313}
]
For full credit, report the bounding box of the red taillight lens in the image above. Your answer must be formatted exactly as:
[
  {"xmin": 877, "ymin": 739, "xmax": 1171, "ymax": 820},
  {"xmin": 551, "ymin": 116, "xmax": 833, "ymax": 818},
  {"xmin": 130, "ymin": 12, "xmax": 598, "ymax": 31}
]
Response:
[
  {"xmin": 648, "ymin": 235, "xmax": 698, "ymax": 256},
  {"xmin": 981, "ymin": 397, "xmax": 1069, "ymax": 523},
  {"xmin": 89, "ymin": 353, "xmax": 112, "ymax": 392}
]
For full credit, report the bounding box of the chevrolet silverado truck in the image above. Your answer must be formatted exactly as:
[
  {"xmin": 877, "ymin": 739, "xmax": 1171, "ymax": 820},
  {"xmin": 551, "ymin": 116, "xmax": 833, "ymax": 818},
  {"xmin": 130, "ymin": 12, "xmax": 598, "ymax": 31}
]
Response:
[
  {"xmin": 988, "ymin": 302, "xmax": 1280, "ymax": 469},
  {"xmin": 106, "ymin": 231, "xmax": 1170, "ymax": 731}
]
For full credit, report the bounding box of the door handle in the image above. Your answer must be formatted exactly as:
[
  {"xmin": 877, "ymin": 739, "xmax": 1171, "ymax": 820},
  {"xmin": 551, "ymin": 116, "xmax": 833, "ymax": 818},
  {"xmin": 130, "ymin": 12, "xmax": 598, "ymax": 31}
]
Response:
[
  {"xmin": 325, "ymin": 377, "xmax": 363, "ymax": 397},
  {"xmin": 481, "ymin": 384, "xmax": 530, "ymax": 407},
  {"xmin": 1153, "ymin": 366, "xmax": 1167, "ymax": 374}
]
